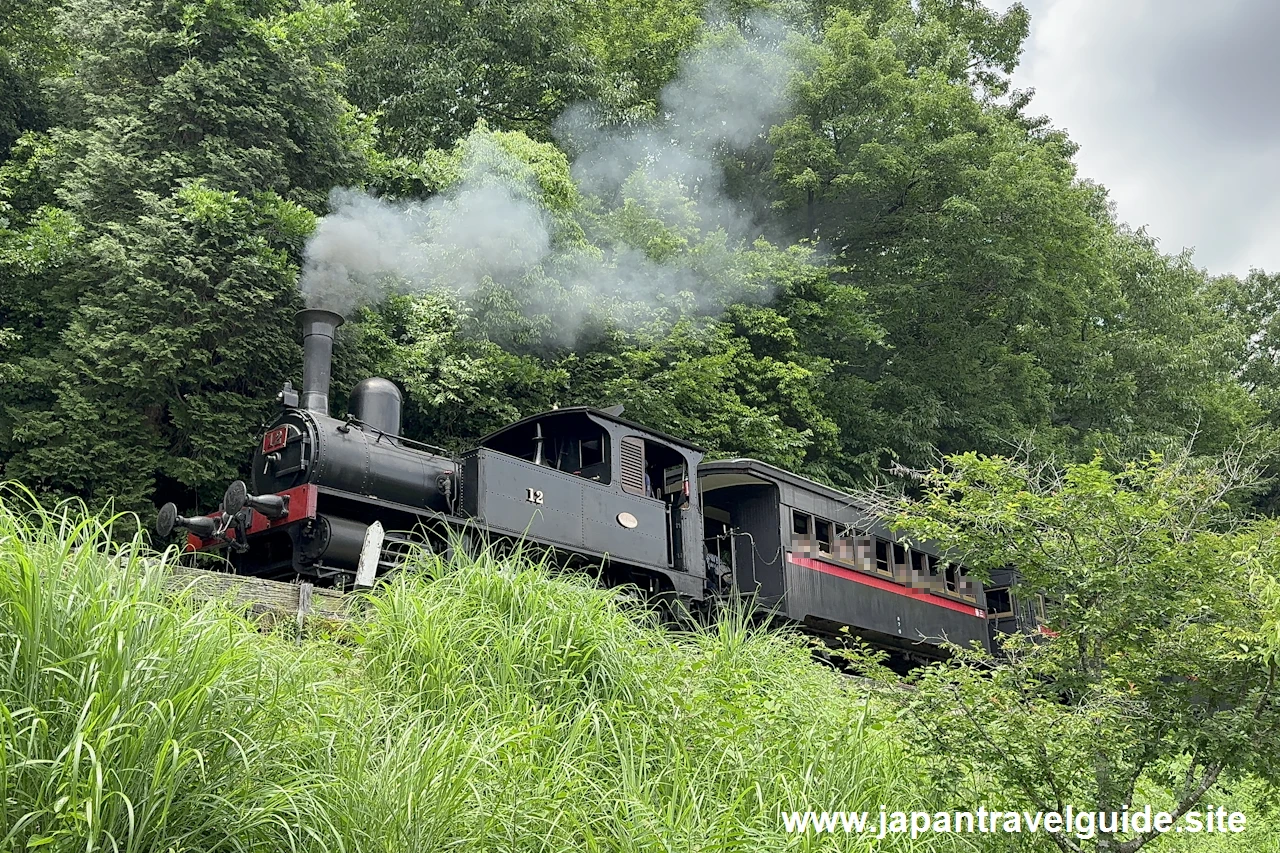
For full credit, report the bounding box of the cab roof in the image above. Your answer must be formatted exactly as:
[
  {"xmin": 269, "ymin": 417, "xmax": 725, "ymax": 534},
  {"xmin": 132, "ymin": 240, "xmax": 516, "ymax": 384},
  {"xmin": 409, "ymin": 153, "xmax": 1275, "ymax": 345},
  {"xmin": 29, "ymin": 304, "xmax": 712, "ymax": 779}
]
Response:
[{"xmin": 478, "ymin": 406, "xmax": 706, "ymax": 453}]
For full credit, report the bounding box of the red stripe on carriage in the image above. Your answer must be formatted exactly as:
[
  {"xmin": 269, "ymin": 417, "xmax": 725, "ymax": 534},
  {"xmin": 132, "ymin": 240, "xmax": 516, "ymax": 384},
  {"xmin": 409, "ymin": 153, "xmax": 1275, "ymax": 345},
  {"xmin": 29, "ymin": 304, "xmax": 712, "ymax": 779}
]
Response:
[{"xmin": 787, "ymin": 554, "xmax": 987, "ymax": 618}]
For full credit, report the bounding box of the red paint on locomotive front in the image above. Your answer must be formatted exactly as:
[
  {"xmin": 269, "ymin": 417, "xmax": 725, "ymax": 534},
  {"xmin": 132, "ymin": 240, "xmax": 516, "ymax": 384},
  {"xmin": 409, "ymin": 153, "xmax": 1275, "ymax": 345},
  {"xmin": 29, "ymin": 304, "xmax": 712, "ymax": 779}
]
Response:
[{"xmin": 185, "ymin": 484, "xmax": 318, "ymax": 552}]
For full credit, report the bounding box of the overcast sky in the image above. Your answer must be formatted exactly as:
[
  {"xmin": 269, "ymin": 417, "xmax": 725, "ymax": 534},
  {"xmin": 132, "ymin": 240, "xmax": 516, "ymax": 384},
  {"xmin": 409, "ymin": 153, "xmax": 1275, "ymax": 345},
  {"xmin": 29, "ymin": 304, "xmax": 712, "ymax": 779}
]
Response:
[{"xmin": 985, "ymin": 0, "xmax": 1279, "ymax": 276}]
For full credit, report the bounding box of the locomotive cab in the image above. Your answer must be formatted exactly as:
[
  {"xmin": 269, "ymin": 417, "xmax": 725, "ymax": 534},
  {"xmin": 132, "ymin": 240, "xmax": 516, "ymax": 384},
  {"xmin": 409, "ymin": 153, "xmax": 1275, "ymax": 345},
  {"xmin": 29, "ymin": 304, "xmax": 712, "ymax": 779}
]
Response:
[{"xmin": 462, "ymin": 408, "xmax": 706, "ymax": 598}]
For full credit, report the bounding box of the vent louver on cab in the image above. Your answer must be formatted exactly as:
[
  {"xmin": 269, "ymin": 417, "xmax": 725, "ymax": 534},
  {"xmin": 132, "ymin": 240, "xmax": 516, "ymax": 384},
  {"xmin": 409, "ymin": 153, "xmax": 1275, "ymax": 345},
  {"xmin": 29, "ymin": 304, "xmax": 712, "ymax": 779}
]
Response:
[{"xmin": 620, "ymin": 436, "xmax": 646, "ymax": 496}]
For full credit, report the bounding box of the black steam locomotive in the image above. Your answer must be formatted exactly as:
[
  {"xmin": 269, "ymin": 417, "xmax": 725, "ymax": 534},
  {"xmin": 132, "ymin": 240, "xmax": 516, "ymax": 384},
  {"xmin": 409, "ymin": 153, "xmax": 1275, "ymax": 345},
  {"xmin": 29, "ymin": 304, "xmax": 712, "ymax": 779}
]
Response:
[{"xmin": 158, "ymin": 310, "xmax": 1041, "ymax": 659}]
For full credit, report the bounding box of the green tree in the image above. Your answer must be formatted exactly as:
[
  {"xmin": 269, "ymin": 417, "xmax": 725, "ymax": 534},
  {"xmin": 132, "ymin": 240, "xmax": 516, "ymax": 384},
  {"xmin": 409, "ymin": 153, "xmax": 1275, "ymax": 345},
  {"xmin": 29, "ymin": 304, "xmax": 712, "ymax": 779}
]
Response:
[
  {"xmin": 1043, "ymin": 229, "xmax": 1259, "ymax": 460},
  {"xmin": 577, "ymin": 0, "xmax": 704, "ymax": 124},
  {"xmin": 878, "ymin": 450, "xmax": 1280, "ymax": 853},
  {"xmin": 768, "ymin": 7, "xmax": 1107, "ymax": 470},
  {"xmin": 0, "ymin": 0, "xmax": 67, "ymax": 156},
  {"xmin": 1214, "ymin": 268, "xmax": 1280, "ymax": 425},
  {"xmin": 762, "ymin": 3, "xmax": 1259, "ymax": 476},
  {"xmin": 0, "ymin": 0, "xmax": 368, "ymax": 513},
  {"xmin": 343, "ymin": 0, "xmax": 601, "ymax": 156}
]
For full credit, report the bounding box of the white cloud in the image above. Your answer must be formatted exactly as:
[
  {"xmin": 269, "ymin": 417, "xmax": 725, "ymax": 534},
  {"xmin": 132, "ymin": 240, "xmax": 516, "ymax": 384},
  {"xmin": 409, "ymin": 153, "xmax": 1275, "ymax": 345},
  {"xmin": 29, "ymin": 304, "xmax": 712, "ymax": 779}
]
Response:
[{"xmin": 988, "ymin": 0, "xmax": 1280, "ymax": 274}]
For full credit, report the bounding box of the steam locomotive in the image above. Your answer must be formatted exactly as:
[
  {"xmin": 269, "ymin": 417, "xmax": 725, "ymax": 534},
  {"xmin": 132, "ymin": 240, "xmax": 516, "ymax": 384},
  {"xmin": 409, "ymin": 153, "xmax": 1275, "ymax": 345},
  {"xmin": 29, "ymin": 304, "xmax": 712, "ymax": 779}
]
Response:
[{"xmin": 157, "ymin": 310, "xmax": 1040, "ymax": 660}]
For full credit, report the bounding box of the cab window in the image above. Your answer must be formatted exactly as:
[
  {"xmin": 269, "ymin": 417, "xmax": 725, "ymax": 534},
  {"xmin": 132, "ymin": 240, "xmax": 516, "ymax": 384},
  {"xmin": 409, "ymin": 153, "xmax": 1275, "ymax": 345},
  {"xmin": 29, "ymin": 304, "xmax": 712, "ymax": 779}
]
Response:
[{"xmin": 483, "ymin": 413, "xmax": 611, "ymax": 484}]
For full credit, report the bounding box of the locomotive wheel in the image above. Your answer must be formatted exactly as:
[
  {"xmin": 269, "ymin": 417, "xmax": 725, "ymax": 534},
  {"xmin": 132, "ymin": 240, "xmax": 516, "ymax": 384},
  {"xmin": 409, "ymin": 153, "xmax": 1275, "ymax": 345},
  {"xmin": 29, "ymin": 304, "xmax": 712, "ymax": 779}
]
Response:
[
  {"xmin": 652, "ymin": 592, "xmax": 700, "ymax": 632},
  {"xmin": 381, "ymin": 531, "xmax": 436, "ymax": 577}
]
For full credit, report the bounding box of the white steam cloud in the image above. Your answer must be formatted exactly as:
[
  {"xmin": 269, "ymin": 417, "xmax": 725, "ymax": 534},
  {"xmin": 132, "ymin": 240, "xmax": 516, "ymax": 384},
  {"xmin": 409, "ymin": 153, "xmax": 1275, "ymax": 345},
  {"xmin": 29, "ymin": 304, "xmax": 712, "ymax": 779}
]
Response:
[
  {"xmin": 299, "ymin": 17, "xmax": 798, "ymax": 339},
  {"xmin": 557, "ymin": 15, "xmax": 794, "ymax": 237},
  {"xmin": 299, "ymin": 142, "xmax": 554, "ymax": 316}
]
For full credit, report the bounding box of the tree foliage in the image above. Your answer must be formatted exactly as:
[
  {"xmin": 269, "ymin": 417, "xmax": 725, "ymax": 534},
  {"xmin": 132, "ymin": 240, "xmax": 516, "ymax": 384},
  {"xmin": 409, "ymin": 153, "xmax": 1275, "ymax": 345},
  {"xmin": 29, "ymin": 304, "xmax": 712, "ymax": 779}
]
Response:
[
  {"xmin": 877, "ymin": 450, "xmax": 1280, "ymax": 853},
  {"xmin": 343, "ymin": 0, "xmax": 601, "ymax": 156},
  {"xmin": 0, "ymin": 0, "xmax": 1274, "ymax": 517},
  {"xmin": 0, "ymin": 0, "xmax": 366, "ymax": 513},
  {"xmin": 0, "ymin": 0, "xmax": 66, "ymax": 156}
]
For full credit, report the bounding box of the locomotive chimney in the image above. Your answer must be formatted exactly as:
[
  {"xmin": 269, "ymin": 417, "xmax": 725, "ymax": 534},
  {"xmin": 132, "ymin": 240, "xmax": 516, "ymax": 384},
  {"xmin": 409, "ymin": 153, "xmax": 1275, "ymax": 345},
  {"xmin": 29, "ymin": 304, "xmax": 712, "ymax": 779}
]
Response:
[{"xmin": 297, "ymin": 309, "xmax": 344, "ymax": 416}]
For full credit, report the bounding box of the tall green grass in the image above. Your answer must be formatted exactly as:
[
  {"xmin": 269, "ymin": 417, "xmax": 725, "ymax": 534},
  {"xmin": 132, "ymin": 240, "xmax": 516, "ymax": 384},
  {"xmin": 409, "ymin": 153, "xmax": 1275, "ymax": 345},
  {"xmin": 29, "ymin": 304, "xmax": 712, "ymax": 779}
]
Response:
[
  {"xmin": 0, "ymin": 487, "xmax": 349, "ymax": 851},
  {"xmin": 0, "ymin": 487, "xmax": 955, "ymax": 852}
]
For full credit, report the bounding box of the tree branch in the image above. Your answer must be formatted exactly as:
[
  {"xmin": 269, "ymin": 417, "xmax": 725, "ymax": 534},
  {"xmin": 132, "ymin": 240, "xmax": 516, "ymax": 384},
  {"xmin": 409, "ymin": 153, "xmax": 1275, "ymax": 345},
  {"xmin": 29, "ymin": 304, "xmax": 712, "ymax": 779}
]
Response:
[{"xmin": 1119, "ymin": 665, "xmax": 1275, "ymax": 853}]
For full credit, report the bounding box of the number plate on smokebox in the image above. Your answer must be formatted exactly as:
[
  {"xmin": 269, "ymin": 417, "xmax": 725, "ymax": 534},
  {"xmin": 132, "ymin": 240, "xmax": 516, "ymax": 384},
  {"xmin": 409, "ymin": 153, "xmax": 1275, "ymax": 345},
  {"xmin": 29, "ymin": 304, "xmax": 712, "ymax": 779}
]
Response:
[{"xmin": 262, "ymin": 426, "xmax": 290, "ymax": 454}]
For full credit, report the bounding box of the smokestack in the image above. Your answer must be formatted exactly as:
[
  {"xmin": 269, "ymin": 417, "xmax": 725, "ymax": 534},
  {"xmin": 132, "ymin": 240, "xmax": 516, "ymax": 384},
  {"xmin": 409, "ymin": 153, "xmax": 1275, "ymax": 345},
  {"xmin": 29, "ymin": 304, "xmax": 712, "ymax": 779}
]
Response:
[{"xmin": 297, "ymin": 309, "xmax": 344, "ymax": 416}]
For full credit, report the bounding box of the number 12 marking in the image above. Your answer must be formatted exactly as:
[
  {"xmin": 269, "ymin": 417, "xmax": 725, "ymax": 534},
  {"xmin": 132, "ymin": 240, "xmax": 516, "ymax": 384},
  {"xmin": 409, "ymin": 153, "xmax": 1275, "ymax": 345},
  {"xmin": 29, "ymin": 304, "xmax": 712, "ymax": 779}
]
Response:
[{"xmin": 526, "ymin": 488, "xmax": 544, "ymax": 505}]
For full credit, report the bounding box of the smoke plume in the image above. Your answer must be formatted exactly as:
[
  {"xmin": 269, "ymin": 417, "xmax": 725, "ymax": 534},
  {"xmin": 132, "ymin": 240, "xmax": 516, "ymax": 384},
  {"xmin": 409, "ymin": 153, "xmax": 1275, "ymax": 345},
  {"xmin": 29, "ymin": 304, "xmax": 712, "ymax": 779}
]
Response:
[
  {"xmin": 299, "ymin": 148, "xmax": 553, "ymax": 317},
  {"xmin": 298, "ymin": 16, "xmax": 798, "ymax": 340},
  {"xmin": 556, "ymin": 15, "xmax": 794, "ymax": 237}
]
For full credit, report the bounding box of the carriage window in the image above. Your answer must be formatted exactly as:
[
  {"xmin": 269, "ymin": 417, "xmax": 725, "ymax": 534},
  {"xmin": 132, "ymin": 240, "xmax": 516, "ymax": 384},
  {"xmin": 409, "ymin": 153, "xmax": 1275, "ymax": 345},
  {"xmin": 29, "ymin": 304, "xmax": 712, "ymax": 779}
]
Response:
[
  {"xmin": 874, "ymin": 539, "xmax": 891, "ymax": 575},
  {"xmin": 815, "ymin": 519, "xmax": 832, "ymax": 553},
  {"xmin": 944, "ymin": 563, "xmax": 958, "ymax": 593},
  {"xmin": 986, "ymin": 587, "xmax": 1013, "ymax": 618},
  {"xmin": 833, "ymin": 525, "xmax": 861, "ymax": 564},
  {"xmin": 792, "ymin": 511, "xmax": 811, "ymax": 536},
  {"xmin": 790, "ymin": 511, "xmax": 814, "ymax": 554}
]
